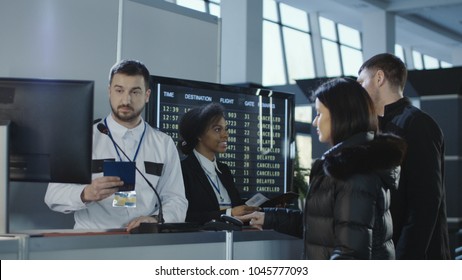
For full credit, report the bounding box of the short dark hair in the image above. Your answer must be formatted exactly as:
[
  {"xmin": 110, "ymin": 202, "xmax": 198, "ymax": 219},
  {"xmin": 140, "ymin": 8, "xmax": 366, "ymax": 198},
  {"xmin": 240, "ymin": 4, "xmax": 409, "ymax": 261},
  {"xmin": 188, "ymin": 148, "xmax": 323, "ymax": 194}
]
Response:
[
  {"xmin": 178, "ymin": 103, "xmax": 226, "ymax": 154},
  {"xmin": 315, "ymin": 77, "xmax": 378, "ymax": 145},
  {"xmin": 109, "ymin": 59, "xmax": 151, "ymax": 90},
  {"xmin": 358, "ymin": 53, "xmax": 407, "ymax": 91}
]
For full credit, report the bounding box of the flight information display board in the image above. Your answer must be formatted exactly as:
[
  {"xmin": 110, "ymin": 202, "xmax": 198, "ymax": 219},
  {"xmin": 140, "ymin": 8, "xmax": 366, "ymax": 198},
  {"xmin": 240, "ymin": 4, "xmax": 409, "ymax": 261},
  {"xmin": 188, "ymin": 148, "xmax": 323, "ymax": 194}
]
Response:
[{"xmin": 146, "ymin": 76, "xmax": 295, "ymax": 200}]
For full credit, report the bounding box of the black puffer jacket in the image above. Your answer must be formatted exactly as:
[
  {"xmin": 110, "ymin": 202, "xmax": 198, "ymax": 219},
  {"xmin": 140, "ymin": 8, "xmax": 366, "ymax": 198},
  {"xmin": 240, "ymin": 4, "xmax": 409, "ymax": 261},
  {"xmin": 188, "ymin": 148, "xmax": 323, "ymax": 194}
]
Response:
[{"xmin": 263, "ymin": 132, "xmax": 406, "ymax": 260}]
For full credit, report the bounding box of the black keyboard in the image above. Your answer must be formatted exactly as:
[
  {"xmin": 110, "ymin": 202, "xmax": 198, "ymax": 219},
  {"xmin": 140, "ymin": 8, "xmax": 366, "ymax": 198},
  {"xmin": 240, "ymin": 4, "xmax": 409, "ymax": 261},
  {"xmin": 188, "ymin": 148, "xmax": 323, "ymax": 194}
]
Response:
[{"xmin": 131, "ymin": 222, "xmax": 202, "ymax": 234}]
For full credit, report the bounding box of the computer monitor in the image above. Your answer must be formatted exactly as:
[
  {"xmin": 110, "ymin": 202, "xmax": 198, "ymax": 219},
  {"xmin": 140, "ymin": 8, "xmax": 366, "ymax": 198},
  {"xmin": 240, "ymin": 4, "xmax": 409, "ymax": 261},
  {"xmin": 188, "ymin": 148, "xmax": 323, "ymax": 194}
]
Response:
[{"xmin": 0, "ymin": 77, "xmax": 94, "ymax": 184}]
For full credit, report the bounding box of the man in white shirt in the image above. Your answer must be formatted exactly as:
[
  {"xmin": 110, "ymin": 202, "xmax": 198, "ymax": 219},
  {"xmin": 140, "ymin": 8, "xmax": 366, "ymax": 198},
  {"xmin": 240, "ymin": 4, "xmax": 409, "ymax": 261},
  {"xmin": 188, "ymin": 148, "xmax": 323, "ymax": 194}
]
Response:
[{"xmin": 45, "ymin": 60, "xmax": 187, "ymax": 231}]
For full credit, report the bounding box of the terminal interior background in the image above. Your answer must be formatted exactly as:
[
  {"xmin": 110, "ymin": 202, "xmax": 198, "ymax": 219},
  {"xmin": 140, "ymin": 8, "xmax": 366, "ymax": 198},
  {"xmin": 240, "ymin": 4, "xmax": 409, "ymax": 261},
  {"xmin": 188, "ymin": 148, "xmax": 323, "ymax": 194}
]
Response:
[{"xmin": 1, "ymin": 0, "xmax": 461, "ymax": 258}]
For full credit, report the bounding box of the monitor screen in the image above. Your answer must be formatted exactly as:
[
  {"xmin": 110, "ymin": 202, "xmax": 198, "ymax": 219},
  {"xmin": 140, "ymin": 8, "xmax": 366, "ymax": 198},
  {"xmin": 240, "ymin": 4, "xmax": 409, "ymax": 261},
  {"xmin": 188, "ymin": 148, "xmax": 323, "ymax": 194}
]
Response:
[
  {"xmin": 146, "ymin": 76, "xmax": 295, "ymax": 200},
  {"xmin": 0, "ymin": 77, "xmax": 94, "ymax": 184}
]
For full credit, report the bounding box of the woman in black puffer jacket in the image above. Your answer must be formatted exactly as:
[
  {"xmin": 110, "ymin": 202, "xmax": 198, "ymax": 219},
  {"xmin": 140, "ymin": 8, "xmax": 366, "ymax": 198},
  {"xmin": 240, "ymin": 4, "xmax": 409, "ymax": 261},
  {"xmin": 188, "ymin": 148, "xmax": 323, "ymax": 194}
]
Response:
[{"xmin": 240, "ymin": 78, "xmax": 407, "ymax": 260}]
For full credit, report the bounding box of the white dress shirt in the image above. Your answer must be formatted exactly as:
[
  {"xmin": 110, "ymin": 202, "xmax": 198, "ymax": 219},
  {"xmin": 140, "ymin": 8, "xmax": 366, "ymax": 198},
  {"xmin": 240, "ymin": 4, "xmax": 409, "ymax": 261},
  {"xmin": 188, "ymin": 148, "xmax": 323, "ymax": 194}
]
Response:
[
  {"xmin": 45, "ymin": 114, "xmax": 188, "ymax": 229},
  {"xmin": 193, "ymin": 149, "xmax": 232, "ymax": 215}
]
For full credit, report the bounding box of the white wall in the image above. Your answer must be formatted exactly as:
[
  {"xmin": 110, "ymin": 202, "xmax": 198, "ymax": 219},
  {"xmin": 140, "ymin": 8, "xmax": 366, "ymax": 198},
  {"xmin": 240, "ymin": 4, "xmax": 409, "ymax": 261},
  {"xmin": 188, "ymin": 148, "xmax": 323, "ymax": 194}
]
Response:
[
  {"xmin": 123, "ymin": 0, "xmax": 221, "ymax": 86},
  {"xmin": 0, "ymin": 0, "xmax": 119, "ymax": 119},
  {"xmin": 0, "ymin": 0, "xmax": 220, "ymax": 119},
  {"xmin": 0, "ymin": 0, "xmax": 220, "ymax": 231}
]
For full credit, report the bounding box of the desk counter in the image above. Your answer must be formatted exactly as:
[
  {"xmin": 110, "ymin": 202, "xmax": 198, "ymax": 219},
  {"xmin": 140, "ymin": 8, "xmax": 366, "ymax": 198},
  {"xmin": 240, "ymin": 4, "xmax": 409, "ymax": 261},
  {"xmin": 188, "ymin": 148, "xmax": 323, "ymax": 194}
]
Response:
[{"xmin": 1, "ymin": 229, "xmax": 303, "ymax": 260}]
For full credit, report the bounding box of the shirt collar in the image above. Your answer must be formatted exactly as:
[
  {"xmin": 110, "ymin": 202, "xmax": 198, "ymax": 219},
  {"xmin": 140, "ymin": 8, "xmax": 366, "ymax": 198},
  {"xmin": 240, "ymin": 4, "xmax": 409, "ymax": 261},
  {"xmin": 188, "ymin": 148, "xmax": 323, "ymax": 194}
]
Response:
[
  {"xmin": 383, "ymin": 97, "xmax": 411, "ymax": 116},
  {"xmin": 193, "ymin": 149, "xmax": 222, "ymax": 175},
  {"xmin": 106, "ymin": 114, "xmax": 145, "ymax": 139},
  {"xmin": 379, "ymin": 97, "xmax": 411, "ymax": 128}
]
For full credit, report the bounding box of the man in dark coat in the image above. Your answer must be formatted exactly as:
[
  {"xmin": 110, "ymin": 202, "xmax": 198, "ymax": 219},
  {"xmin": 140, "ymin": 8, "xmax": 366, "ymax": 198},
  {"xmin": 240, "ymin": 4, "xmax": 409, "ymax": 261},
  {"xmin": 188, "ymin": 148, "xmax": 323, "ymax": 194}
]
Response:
[{"xmin": 357, "ymin": 53, "xmax": 451, "ymax": 259}]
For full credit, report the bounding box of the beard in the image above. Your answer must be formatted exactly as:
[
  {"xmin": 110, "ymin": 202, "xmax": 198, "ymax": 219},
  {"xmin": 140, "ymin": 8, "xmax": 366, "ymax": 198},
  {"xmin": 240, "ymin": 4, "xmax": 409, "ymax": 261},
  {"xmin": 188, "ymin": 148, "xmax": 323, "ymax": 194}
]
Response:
[{"xmin": 111, "ymin": 105, "xmax": 143, "ymax": 123}]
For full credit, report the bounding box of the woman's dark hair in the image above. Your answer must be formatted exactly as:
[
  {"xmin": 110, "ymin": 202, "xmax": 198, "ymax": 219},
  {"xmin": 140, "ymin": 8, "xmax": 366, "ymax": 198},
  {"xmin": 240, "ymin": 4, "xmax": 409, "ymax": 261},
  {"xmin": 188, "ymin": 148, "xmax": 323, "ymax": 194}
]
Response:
[
  {"xmin": 314, "ymin": 77, "xmax": 378, "ymax": 145},
  {"xmin": 178, "ymin": 102, "xmax": 225, "ymax": 154}
]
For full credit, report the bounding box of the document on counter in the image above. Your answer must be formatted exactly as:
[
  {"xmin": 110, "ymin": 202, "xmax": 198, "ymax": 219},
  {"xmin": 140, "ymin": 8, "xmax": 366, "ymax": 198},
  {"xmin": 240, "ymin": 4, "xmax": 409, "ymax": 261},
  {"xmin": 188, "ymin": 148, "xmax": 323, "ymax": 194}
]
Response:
[
  {"xmin": 245, "ymin": 191, "xmax": 299, "ymax": 207},
  {"xmin": 245, "ymin": 193, "xmax": 269, "ymax": 207}
]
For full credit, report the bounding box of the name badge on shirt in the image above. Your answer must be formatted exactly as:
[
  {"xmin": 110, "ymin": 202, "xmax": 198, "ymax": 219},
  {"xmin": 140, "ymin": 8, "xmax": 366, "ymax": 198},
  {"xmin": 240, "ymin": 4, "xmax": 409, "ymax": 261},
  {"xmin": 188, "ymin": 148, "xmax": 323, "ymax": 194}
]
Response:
[{"xmin": 144, "ymin": 161, "xmax": 164, "ymax": 176}]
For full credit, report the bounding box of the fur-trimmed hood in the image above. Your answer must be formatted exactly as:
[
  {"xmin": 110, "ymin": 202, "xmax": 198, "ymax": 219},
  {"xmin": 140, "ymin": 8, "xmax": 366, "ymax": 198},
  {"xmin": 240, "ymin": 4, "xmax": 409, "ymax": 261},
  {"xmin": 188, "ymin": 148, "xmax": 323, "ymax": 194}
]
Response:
[{"xmin": 321, "ymin": 132, "xmax": 407, "ymax": 189}]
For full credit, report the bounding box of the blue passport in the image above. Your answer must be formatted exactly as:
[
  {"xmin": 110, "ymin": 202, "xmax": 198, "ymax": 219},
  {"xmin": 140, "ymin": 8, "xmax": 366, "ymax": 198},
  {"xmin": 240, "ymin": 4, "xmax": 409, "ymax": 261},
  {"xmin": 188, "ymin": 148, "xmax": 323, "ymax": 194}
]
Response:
[{"xmin": 103, "ymin": 161, "xmax": 136, "ymax": 191}]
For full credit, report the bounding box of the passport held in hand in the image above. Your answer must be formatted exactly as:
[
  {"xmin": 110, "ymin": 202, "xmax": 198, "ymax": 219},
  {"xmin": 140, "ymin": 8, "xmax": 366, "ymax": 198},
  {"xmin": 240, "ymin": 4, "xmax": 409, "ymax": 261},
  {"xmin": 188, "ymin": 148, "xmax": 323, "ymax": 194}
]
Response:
[{"xmin": 103, "ymin": 161, "xmax": 136, "ymax": 191}]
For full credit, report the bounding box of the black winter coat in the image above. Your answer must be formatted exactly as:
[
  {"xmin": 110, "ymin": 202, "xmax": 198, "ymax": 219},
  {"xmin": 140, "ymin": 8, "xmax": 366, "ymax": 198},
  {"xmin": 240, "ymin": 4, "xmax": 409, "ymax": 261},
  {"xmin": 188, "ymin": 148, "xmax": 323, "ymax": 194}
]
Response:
[
  {"xmin": 263, "ymin": 132, "xmax": 406, "ymax": 260},
  {"xmin": 181, "ymin": 153, "xmax": 242, "ymax": 225},
  {"xmin": 380, "ymin": 97, "xmax": 451, "ymax": 259}
]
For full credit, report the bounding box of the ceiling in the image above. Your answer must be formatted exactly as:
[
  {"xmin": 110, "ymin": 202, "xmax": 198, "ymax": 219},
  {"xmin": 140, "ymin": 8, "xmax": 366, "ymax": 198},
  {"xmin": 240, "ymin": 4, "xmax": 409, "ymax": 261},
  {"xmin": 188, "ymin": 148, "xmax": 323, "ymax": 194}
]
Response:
[{"xmin": 277, "ymin": 0, "xmax": 462, "ymax": 64}]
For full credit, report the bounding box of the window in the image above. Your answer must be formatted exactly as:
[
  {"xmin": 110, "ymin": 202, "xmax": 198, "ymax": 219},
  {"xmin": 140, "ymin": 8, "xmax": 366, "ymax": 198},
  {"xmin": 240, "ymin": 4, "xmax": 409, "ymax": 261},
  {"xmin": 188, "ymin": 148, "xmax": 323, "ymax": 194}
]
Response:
[
  {"xmin": 282, "ymin": 27, "xmax": 315, "ymax": 83},
  {"xmin": 263, "ymin": 21, "xmax": 287, "ymax": 85},
  {"xmin": 262, "ymin": 0, "xmax": 315, "ymax": 86},
  {"xmin": 296, "ymin": 134, "xmax": 312, "ymax": 176},
  {"xmin": 341, "ymin": 45, "xmax": 363, "ymax": 77},
  {"xmin": 171, "ymin": 0, "xmax": 220, "ymax": 17},
  {"xmin": 263, "ymin": 0, "xmax": 278, "ymax": 21},
  {"xmin": 395, "ymin": 44, "xmax": 405, "ymax": 63},
  {"xmin": 322, "ymin": 40, "xmax": 341, "ymax": 77},
  {"xmin": 262, "ymin": 0, "xmax": 313, "ymax": 188},
  {"xmin": 338, "ymin": 24, "xmax": 361, "ymax": 49},
  {"xmin": 412, "ymin": 50, "xmax": 424, "ymax": 70},
  {"xmin": 319, "ymin": 17, "xmax": 363, "ymax": 77},
  {"xmin": 295, "ymin": 105, "xmax": 312, "ymax": 191},
  {"xmin": 280, "ymin": 3, "xmax": 309, "ymax": 32},
  {"xmin": 412, "ymin": 50, "xmax": 450, "ymax": 69},
  {"xmin": 176, "ymin": 0, "xmax": 206, "ymax": 12},
  {"xmin": 441, "ymin": 61, "xmax": 453, "ymax": 68},
  {"xmin": 295, "ymin": 104, "xmax": 312, "ymax": 124},
  {"xmin": 319, "ymin": 17, "xmax": 337, "ymax": 41},
  {"xmin": 208, "ymin": 1, "xmax": 220, "ymax": 17},
  {"xmin": 423, "ymin": 55, "xmax": 440, "ymax": 69}
]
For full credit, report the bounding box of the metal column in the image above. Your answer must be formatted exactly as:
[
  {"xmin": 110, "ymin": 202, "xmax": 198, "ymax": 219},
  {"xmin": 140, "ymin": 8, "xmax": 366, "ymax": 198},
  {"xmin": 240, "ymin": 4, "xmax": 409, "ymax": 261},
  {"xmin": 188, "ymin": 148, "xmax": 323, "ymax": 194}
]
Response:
[{"xmin": 0, "ymin": 121, "xmax": 10, "ymax": 234}]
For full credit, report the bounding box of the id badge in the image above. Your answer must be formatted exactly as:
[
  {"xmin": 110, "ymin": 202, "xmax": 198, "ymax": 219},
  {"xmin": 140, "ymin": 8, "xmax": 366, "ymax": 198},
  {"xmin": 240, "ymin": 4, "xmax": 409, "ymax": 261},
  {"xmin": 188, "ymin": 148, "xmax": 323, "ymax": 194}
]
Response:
[{"xmin": 113, "ymin": 190, "xmax": 136, "ymax": 208}]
